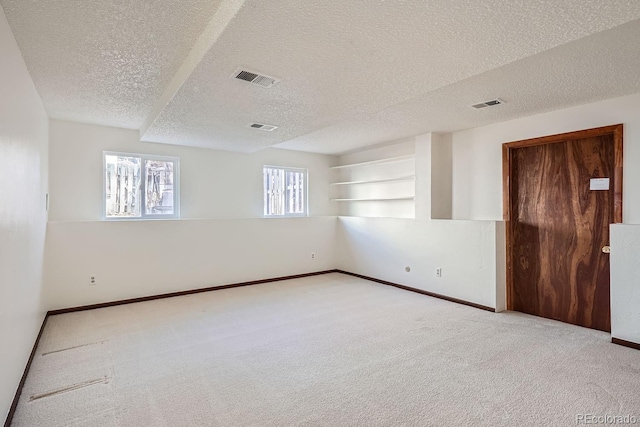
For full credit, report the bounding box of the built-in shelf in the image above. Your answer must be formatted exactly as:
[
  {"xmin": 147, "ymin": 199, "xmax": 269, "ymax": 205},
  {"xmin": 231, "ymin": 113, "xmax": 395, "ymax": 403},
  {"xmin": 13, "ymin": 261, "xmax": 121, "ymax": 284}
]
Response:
[
  {"xmin": 331, "ymin": 152, "xmax": 416, "ymax": 209},
  {"xmin": 330, "ymin": 175, "xmax": 416, "ymax": 186},
  {"xmin": 331, "ymin": 197, "xmax": 415, "ymax": 202},
  {"xmin": 330, "ymin": 154, "xmax": 415, "ymax": 169}
]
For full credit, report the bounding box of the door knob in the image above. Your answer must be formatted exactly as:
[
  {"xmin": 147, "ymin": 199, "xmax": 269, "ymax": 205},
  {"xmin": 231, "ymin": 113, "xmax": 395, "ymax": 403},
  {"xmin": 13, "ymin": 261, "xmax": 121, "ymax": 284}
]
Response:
[{"xmin": 602, "ymin": 246, "xmax": 611, "ymax": 254}]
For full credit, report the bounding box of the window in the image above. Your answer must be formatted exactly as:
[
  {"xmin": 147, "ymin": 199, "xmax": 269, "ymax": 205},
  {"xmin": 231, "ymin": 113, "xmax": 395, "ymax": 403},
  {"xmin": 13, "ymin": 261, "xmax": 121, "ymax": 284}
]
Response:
[
  {"xmin": 104, "ymin": 152, "xmax": 180, "ymax": 219},
  {"xmin": 263, "ymin": 166, "xmax": 307, "ymax": 217}
]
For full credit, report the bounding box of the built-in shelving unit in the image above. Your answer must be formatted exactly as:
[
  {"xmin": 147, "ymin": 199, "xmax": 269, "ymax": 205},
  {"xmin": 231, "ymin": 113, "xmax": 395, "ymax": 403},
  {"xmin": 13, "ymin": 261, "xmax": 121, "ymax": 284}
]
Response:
[
  {"xmin": 330, "ymin": 153, "xmax": 416, "ymax": 214},
  {"xmin": 330, "ymin": 175, "xmax": 415, "ymax": 186},
  {"xmin": 330, "ymin": 154, "xmax": 415, "ymax": 169},
  {"xmin": 331, "ymin": 197, "xmax": 415, "ymax": 202}
]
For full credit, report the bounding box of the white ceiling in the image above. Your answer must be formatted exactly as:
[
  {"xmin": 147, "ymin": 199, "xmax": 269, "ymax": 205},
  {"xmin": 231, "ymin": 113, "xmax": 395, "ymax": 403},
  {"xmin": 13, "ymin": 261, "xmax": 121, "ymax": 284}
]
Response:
[{"xmin": 3, "ymin": 0, "xmax": 640, "ymax": 154}]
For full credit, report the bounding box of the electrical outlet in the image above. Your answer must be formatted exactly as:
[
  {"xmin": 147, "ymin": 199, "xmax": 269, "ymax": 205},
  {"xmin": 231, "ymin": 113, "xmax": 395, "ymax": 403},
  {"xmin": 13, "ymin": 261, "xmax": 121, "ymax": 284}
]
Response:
[
  {"xmin": 311, "ymin": 253, "xmax": 316, "ymax": 259},
  {"xmin": 89, "ymin": 276, "xmax": 96, "ymax": 285},
  {"xmin": 435, "ymin": 268, "xmax": 442, "ymax": 278}
]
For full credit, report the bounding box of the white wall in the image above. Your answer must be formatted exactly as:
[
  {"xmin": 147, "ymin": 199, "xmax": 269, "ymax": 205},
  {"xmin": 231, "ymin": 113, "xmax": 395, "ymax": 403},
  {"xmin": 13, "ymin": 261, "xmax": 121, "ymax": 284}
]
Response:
[
  {"xmin": 44, "ymin": 217, "xmax": 336, "ymax": 310},
  {"xmin": 452, "ymin": 93, "xmax": 640, "ymax": 223},
  {"xmin": 338, "ymin": 217, "xmax": 506, "ymax": 310},
  {"xmin": 0, "ymin": 6, "xmax": 49, "ymax": 420},
  {"xmin": 610, "ymin": 224, "xmax": 640, "ymax": 344},
  {"xmin": 431, "ymin": 133, "xmax": 452, "ymax": 220},
  {"xmin": 45, "ymin": 120, "xmax": 338, "ymax": 309},
  {"xmin": 335, "ymin": 134, "xmax": 504, "ymax": 310},
  {"xmin": 415, "ymin": 132, "xmax": 453, "ymax": 220},
  {"xmin": 49, "ymin": 120, "xmax": 336, "ymax": 221}
]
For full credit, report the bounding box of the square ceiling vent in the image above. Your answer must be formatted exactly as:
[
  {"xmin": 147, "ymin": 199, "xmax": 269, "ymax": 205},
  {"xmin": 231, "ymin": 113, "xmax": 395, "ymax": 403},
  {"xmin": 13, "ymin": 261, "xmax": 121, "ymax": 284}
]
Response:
[
  {"xmin": 232, "ymin": 68, "xmax": 281, "ymax": 88},
  {"xmin": 472, "ymin": 98, "xmax": 505, "ymax": 109},
  {"xmin": 247, "ymin": 123, "xmax": 278, "ymax": 131}
]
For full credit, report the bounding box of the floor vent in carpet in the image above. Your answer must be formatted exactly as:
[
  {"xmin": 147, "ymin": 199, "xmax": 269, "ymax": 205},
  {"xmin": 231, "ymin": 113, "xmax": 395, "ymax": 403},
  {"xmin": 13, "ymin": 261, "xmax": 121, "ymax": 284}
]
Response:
[{"xmin": 29, "ymin": 377, "xmax": 110, "ymax": 402}]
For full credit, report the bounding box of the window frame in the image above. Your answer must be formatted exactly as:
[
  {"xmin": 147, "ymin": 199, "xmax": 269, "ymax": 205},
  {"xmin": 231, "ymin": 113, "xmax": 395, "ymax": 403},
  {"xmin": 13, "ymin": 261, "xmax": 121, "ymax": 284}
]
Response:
[
  {"xmin": 263, "ymin": 165, "xmax": 309, "ymax": 218},
  {"xmin": 103, "ymin": 151, "xmax": 180, "ymax": 220}
]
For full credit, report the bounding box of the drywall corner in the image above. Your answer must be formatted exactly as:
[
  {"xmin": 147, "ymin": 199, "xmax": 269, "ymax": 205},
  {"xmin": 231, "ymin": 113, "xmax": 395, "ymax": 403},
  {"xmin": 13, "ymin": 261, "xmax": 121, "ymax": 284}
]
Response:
[
  {"xmin": 431, "ymin": 133, "xmax": 452, "ymax": 220},
  {"xmin": 414, "ymin": 133, "xmax": 432, "ymax": 220},
  {"xmin": 610, "ymin": 224, "xmax": 640, "ymax": 345},
  {"xmin": 494, "ymin": 221, "xmax": 507, "ymax": 312}
]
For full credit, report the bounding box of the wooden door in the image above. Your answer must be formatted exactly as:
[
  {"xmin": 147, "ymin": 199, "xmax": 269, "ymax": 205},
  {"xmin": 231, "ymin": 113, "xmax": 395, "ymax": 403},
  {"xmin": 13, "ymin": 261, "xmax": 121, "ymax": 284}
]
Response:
[{"xmin": 503, "ymin": 125, "xmax": 623, "ymax": 332}]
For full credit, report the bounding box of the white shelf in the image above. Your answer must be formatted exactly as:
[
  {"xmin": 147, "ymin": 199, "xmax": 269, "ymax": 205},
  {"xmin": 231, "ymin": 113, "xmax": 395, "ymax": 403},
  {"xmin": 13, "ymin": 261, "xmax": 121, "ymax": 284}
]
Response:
[
  {"xmin": 331, "ymin": 175, "xmax": 416, "ymax": 186},
  {"xmin": 331, "ymin": 197, "xmax": 415, "ymax": 202},
  {"xmin": 330, "ymin": 154, "xmax": 415, "ymax": 169}
]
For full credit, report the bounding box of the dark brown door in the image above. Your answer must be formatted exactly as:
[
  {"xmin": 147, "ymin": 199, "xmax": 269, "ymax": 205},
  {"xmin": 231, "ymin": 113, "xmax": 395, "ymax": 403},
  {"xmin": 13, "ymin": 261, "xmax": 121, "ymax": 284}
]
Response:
[{"xmin": 504, "ymin": 125, "xmax": 623, "ymax": 332}]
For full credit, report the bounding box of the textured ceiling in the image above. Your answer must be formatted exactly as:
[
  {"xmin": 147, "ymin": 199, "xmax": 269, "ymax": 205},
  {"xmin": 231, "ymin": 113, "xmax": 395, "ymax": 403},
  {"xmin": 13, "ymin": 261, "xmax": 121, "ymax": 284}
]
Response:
[
  {"xmin": 0, "ymin": 0, "xmax": 225, "ymax": 129},
  {"xmin": 3, "ymin": 0, "xmax": 640, "ymax": 153},
  {"xmin": 278, "ymin": 19, "xmax": 640, "ymax": 153}
]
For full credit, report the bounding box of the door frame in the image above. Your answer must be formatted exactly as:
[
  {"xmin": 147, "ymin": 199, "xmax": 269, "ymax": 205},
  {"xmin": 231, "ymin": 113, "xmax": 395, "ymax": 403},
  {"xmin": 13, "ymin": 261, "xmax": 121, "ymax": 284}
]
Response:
[{"xmin": 502, "ymin": 124, "xmax": 623, "ymax": 311}]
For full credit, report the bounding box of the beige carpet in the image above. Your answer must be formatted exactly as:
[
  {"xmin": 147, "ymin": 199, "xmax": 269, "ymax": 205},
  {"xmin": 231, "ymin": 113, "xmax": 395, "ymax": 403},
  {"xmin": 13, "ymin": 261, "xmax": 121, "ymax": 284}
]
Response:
[{"xmin": 11, "ymin": 273, "xmax": 640, "ymax": 426}]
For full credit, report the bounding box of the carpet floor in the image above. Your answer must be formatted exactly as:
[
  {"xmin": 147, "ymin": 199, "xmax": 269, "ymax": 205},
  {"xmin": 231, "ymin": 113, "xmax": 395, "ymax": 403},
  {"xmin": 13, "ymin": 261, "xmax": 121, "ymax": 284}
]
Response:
[{"xmin": 11, "ymin": 273, "xmax": 640, "ymax": 426}]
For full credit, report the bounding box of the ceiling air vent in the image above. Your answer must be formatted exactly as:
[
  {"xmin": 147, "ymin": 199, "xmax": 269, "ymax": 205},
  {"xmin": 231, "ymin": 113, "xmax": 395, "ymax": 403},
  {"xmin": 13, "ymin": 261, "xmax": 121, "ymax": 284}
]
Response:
[
  {"xmin": 247, "ymin": 123, "xmax": 278, "ymax": 132},
  {"xmin": 472, "ymin": 98, "xmax": 505, "ymax": 109},
  {"xmin": 232, "ymin": 68, "xmax": 281, "ymax": 88}
]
